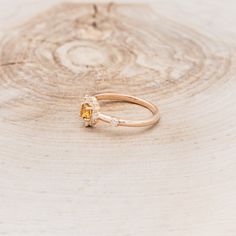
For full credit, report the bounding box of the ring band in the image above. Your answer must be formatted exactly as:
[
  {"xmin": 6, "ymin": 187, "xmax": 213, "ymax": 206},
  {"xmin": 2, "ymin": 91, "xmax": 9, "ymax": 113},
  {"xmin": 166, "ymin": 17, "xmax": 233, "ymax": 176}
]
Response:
[{"xmin": 80, "ymin": 93, "xmax": 160, "ymax": 128}]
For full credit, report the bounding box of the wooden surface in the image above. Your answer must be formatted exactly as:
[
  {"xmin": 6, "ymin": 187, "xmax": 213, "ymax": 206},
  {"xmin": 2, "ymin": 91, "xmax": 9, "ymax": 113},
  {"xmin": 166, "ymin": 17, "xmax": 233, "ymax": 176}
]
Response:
[{"xmin": 0, "ymin": 0, "xmax": 236, "ymax": 235}]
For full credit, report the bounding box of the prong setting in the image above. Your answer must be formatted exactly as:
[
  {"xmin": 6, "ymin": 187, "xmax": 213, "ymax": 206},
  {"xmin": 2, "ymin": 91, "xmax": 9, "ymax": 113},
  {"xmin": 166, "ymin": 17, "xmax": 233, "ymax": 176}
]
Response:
[{"xmin": 80, "ymin": 95, "xmax": 100, "ymax": 127}]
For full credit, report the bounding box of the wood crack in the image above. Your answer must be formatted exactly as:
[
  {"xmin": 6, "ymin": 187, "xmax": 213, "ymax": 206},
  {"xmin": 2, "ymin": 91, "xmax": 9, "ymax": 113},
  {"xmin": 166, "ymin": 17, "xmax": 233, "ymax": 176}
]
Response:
[{"xmin": 0, "ymin": 61, "xmax": 28, "ymax": 67}]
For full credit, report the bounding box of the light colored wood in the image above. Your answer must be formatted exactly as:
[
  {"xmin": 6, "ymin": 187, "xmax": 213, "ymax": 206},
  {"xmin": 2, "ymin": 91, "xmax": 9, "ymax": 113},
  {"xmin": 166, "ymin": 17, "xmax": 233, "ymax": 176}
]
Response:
[{"xmin": 0, "ymin": 1, "xmax": 236, "ymax": 235}]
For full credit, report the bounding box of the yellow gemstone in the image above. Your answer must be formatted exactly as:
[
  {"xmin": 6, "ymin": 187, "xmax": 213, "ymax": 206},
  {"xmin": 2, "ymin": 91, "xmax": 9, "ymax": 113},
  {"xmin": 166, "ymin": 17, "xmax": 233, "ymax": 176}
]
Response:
[{"xmin": 80, "ymin": 103, "xmax": 93, "ymax": 121}]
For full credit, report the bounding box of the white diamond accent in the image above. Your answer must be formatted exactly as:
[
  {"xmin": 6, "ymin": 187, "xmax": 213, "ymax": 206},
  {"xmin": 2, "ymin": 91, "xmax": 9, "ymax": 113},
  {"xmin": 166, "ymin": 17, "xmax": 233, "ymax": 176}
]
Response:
[{"xmin": 111, "ymin": 118, "xmax": 119, "ymax": 127}]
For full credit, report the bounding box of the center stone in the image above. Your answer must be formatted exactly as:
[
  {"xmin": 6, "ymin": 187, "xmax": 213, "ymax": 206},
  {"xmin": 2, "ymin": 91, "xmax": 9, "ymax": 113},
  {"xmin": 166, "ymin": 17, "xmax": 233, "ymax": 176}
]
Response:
[{"xmin": 80, "ymin": 103, "xmax": 93, "ymax": 121}]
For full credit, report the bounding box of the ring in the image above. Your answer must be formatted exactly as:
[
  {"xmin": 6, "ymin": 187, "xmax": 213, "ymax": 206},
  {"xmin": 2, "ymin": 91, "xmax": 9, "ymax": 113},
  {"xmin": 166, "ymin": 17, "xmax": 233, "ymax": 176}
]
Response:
[{"xmin": 80, "ymin": 93, "xmax": 160, "ymax": 128}]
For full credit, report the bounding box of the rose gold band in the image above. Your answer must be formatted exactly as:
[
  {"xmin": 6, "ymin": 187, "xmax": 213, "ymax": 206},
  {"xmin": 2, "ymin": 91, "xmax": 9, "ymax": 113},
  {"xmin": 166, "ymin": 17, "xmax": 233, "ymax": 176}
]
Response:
[{"xmin": 94, "ymin": 93, "xmax": 160, "ymax": 127}]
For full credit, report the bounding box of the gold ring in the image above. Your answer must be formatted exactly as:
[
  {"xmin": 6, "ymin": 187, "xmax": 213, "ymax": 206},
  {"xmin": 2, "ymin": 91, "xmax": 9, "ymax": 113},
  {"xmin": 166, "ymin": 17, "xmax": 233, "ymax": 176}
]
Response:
[{"xmin": 80, "ymin": 93, "xmax": 160, "ymax": 128}]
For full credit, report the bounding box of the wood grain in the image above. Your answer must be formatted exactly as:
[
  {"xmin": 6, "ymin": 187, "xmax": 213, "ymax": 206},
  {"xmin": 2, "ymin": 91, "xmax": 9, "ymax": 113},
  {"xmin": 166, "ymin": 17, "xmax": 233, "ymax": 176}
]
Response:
[{"xmin": 0, "ymin": 1, "xmax": 236, "ymax": 236}]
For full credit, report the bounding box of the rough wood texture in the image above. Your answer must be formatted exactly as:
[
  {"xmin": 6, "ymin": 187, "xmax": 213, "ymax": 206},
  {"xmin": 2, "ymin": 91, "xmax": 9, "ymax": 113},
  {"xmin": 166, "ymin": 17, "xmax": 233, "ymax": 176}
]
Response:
[{"xmin": 0, "ymin": 1, "xmax": 236, "ymax": 235}]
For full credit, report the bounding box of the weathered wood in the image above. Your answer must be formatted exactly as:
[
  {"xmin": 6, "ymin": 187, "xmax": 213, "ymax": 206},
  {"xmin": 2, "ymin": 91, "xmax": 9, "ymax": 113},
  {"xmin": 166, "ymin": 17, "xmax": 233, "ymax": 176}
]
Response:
[{"xmin": 0, "ymin": 1, "xmax": 236, "ymax": 235}]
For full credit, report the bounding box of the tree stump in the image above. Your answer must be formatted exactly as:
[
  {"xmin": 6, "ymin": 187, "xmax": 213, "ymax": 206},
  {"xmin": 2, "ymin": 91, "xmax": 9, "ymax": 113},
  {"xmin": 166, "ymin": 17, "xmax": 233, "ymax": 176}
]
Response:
[{"xmin": 0, "ymin": 2, "xmax": 236, "ymax": 235}]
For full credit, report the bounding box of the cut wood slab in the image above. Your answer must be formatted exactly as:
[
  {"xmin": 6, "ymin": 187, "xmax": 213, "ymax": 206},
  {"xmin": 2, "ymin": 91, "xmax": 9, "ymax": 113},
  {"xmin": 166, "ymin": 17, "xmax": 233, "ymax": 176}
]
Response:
[{"xmin": 0, "ymin": 1, "xmax": 236, "ymax": 236}]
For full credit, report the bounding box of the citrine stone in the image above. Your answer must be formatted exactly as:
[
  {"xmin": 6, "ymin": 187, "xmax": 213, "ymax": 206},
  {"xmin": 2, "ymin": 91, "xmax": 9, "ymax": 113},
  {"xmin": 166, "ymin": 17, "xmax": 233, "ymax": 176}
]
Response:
[{"xmin": 80, "ymin": 103, "xmax": 93, "ymax": 121}]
